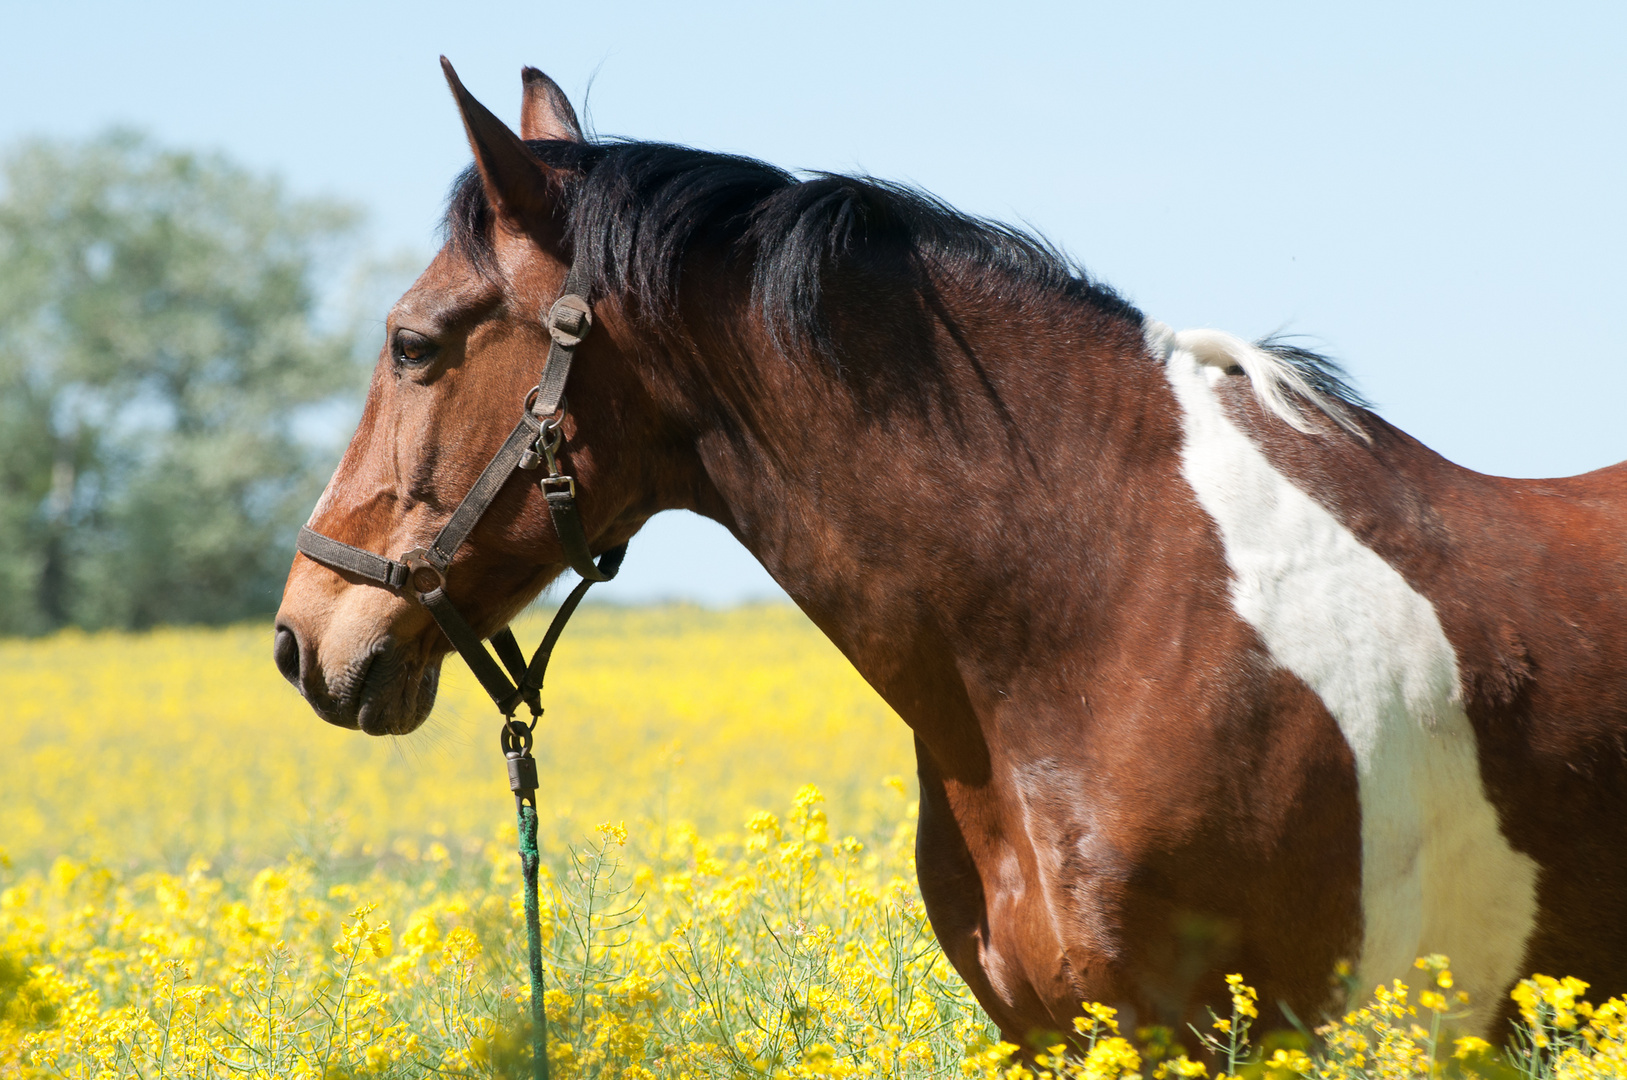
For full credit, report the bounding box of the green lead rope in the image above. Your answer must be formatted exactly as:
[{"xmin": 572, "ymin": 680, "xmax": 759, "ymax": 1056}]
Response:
[
  {"xmin": 491, "ymin": 540, "xmax": 623, "ymax": 1080},
  {"xmin": 518, "ymin": 799, "xmax": 550, "ymax": 1080},
  {"xmin": 505, "ymin": 719, "xmax": 549, "ymax": 1080},
  {"xmin": 494, "ymin": 558, "xmax": 625, "ymax": 1079}
]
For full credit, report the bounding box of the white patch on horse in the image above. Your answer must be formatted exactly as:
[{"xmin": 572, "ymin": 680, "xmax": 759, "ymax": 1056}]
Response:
[{"xmin": 1152, "ymin": 323, "xmax": 1539, "ymax": 1036}]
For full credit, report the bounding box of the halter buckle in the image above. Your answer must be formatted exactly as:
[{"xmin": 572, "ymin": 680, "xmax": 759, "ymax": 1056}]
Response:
[
  {"xmin": 400, "ymin": 547, "xmax": 446, "ymax": 595},
  {"xmin": 540, "ymin": 473, "xmax": 577, "ymax": 499}
]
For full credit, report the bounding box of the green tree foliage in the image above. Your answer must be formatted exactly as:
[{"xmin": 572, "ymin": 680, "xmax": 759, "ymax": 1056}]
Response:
[{"xmin": 0, "ymin": 131, "xmax": 369, "ymax": 633}]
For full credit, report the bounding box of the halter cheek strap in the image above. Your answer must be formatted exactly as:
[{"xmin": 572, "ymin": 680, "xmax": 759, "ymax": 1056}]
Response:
[{"xmin": 295, "ymin": 264, "xmax": 626, "ymax": 718}]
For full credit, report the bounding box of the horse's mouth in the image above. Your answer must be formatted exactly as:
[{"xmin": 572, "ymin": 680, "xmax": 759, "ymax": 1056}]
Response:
[
  {"xmin": 358, "ymin": 651, "xmax": 441, "ymax": 736},
  {"xmin": 313, "ymin": 642, "xmax": 441, "ymax": 736}
]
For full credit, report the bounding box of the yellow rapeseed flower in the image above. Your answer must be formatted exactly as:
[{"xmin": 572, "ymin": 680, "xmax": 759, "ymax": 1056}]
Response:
[{"xmin": 7, "ymin": 611, "xmax": 1627, "ymax": 1079}]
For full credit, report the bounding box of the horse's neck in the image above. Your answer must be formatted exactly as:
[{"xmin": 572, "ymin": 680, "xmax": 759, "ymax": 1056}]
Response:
[{"xmin": 675, "ymin": 292, "xmax": 1183, "ymax": 742}]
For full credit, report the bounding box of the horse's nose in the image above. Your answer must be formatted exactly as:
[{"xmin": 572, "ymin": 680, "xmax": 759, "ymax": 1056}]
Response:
[{"xmin": 273, "ymin": 623, "xmax": 302, "ymax": 687}]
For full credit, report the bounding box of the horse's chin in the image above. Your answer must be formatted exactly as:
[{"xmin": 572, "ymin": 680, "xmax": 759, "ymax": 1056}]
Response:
[{"xmin": 355, "ymin": 655, "xmax": 441, "ymax": 736}]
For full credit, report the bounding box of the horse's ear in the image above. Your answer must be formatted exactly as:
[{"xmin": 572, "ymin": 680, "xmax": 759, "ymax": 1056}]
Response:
[
  {"xmin": 520, "ymin": 67, "xmax": 583, "ymax": 142},
  {"xmin": 440, "ymin": 57, "xmax": 559, "ymax": 233}
]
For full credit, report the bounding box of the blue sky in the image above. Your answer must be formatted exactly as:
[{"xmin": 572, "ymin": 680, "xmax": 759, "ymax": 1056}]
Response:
[{"xmin": 6, "ymin": 1, "xmax": 1623, "ymax": 602}]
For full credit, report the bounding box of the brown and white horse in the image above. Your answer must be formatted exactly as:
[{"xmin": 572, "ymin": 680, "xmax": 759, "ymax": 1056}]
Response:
[{"xmin": 274, "ymin": 62, "xmax": 1627, "ymax": 1042}]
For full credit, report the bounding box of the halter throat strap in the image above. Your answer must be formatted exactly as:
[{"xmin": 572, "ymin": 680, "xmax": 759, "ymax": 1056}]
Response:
[{"xmin": 294, "ymin": 263, "xmax": 624, "ymax": 717}]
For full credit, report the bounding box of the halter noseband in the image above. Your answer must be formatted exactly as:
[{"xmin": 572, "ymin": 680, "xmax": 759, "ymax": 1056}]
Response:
[{"xmin": 294, "ymin": 264, "xmax": 626, "ymax": 720}]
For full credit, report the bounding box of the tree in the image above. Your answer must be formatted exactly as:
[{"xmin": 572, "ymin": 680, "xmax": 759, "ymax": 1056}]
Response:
[{"xmin": 0, "ymin": 131, "xmax": 369, "ymax": 633}]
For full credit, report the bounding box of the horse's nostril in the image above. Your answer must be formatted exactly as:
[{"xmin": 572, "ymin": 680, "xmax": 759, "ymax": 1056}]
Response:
[{"xmin": 273, "ymin": 625, "xmax": 302, "ymax": 686}]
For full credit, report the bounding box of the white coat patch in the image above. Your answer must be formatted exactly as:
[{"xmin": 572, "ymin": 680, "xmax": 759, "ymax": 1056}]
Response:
[{"xmin": 1154, "ymin": 324, "xmax": 1539, "ymax": 1035}]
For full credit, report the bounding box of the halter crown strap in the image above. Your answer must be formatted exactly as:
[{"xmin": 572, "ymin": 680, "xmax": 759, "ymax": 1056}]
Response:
[
  {"xmin": 526, "ymin": 263, "xmax": 608, "ymax": 584},
  {"xmin": 532, "ymin": 264, "xmax": 592, "ymax": 419}
]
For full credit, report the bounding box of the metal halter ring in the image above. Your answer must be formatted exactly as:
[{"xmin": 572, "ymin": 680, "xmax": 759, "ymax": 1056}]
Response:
[
  {"xmin": 400, "ymin": 548, "xmax": 446, "ymax": 595},
  {"xmin": 501, "ymin": 717, "xmax": 535, "ymax": 755},
  {"xmin": 522, "ymin": 385, "xmax": 568, "ymax": 421}
]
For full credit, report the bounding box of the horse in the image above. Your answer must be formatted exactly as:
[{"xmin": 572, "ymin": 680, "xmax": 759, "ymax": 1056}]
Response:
[{"xmin": 274, "ymin": 60, "xmax": 1627, "ymax": 1044}]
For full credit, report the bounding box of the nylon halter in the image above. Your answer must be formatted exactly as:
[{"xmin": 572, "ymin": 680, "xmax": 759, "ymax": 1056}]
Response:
[{"xmin": 294, "ymin": 264, "xmax": 626, "ymax": 721}]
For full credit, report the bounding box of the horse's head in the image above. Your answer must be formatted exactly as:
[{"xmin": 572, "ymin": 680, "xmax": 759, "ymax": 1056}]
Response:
[{"xmin": 274, "ymin": 62, "xmax": 668, "ymax": 735}]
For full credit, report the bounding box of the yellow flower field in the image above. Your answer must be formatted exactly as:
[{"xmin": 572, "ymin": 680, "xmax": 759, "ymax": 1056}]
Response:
[
  {"xmin": 2, "ymin": 605, "xmax": 1624, "ymax": 1079},
  {"xmin": 0, "ymin": 604, "xmax": 914, "ymax": 867}
]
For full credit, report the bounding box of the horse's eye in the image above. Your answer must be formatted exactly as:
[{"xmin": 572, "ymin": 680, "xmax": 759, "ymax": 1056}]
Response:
[{"xmin": 392, "ymin": 328, "xmax": 438, "ymax": 367}]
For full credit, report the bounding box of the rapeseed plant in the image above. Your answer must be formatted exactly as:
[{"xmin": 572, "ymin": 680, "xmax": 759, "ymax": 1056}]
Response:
[
  {"xmin": 2, "ymin": 610, "xmax": 1623, "ymax": 1078},
  {"xmin": 0, "ymin": 781, "xmax": 992, "ymax": 1078}
]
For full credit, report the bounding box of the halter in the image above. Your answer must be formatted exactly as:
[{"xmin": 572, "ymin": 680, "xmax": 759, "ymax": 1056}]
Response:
[
  {"xmin": 295, "ymin": 263, "xmax": 625, "ymax": 722},
  {"xmin": 294, "ymin": 264, "xmax": 622, "ymax": 1080}
]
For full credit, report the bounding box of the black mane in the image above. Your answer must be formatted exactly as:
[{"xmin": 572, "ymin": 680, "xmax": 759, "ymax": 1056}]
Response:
[{"xmin": 444, "ymin": 138, "xmax": 1144, "ymax": 361}]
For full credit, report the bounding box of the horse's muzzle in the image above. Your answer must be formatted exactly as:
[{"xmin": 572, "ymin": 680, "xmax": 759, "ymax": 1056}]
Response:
[{"xmin": 274, "ymin": 620, "xmax": 439, "ymax": 735}]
